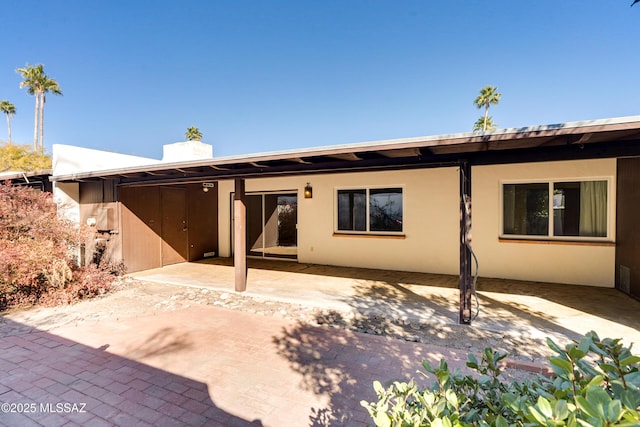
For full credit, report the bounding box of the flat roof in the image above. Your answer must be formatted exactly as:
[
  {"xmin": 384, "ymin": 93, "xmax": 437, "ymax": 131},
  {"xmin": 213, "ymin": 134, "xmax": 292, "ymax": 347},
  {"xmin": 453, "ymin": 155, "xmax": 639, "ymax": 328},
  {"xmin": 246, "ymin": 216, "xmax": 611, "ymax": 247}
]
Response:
[
  {"xmin": 0, "ymin": 170, "xmax": 53, "ymax": 180},
  {"xmin": 51, "ymin": 115, "xmax": 640, "ymax": 184}
]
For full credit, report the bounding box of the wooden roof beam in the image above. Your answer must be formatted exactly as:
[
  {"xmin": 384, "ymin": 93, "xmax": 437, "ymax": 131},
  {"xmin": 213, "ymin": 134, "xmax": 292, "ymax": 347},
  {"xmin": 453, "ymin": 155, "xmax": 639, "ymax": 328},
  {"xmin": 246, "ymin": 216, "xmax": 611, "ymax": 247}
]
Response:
[
  {"xmin": 289, "ymin": 157, "xmax": 313, "ymax": 165},
  {"xmin": 249, "ymin": 162, "xmax": 269, "ymax": 168},
  {"xmin": 328, "ymin": 152, "xmax": 362, "ymax": 161},
  {"xmin": 377, "ymin": 147, "xmax": 422, "ymax": 158}
]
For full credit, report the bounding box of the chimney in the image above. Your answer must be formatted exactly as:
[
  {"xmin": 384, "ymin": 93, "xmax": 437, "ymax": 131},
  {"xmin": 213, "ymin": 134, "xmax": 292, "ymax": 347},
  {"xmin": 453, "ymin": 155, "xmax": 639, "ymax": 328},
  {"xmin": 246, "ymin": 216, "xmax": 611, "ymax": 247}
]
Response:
[{"xmin": 162, "ymin": 141, "xmax": 213, "ymax": 162}]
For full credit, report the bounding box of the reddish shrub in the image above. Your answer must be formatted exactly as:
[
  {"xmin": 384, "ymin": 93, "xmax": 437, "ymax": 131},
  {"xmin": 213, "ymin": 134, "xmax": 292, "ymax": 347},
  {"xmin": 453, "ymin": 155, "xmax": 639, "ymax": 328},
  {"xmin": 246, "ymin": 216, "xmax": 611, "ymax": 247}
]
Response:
[{"xmin": 0, "ymin": 183, "xmax": 119, "ymax": 310}]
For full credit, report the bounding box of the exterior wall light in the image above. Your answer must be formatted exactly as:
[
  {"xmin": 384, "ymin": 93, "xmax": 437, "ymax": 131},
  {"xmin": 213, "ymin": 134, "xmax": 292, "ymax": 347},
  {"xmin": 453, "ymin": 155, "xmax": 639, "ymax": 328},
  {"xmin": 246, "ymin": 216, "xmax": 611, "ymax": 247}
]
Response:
[{"xmin": 304, "ymin": 183, "xmax": 313, "ymax": 199}]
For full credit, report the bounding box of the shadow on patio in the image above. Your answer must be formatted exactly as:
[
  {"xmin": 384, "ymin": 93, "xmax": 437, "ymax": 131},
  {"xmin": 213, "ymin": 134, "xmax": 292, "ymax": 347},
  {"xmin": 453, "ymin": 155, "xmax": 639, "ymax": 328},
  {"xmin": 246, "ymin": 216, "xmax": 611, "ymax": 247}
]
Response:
[
  {"xmin": 131, "ymin": 257, "xmax": 640, "ymax": 358},
  {"xmin": 0, "ymin": 318, "xmax": 262, "ymax": 426}
]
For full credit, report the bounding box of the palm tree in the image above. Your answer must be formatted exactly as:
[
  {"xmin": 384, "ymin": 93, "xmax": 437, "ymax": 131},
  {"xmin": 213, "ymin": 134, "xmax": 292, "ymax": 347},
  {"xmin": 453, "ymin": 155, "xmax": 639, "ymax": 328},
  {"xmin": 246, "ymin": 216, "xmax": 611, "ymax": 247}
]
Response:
[
  {"xmin": 38, "ymin": 75, "xmax": 62, "ymax": 151},
  {"xmin": 473, "ymin": 85, "xmax": 501, "ymax": 131},
  {"xmin": 185, "ymin": 126, "xmax": 203, "ymax": 141},
  {"xmin": 16, "ymin": 64, "xmax": 62, "ymax": 153},
  {"xmin": 0, "ymin": 101, "xmax": 16, "ymax": 144},
  {"xmin": 473, "ymin": 116, "xmax": 497, "ymax": 132},
  {"xmin": 17, "ymin": 64, "xmax": 43, "ymax": 150}
]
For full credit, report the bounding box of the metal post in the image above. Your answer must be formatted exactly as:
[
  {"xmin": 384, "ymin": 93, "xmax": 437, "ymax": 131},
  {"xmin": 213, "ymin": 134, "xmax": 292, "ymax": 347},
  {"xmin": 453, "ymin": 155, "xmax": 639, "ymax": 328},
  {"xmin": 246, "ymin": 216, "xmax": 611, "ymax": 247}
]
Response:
[
  {"xmin": 233, "ymin": 178, "xmax": 247, "ymax": 292},
  {"xmin": 459, "ymin": 161, "xmax": 473, "ymax": 324}
]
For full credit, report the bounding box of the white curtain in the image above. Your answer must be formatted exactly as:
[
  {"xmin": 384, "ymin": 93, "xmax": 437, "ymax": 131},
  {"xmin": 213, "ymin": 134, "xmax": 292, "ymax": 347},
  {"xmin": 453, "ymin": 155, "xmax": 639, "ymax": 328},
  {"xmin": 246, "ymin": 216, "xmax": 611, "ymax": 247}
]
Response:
[
  {"xmin": 503, "ymin": 186, "xmax": 515, "ymax": 233},
  {"xmin": 580, "ymin": 181, "xmax": 607, "ymax": 237}
]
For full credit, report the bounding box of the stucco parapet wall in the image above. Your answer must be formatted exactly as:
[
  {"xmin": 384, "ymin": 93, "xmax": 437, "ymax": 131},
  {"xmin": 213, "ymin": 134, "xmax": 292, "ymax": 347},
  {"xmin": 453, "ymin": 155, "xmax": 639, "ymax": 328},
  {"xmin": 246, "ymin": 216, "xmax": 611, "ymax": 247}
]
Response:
[
  {"xmin": 162, "ymin": 141, "xmax": 213, "ymax": 162},
  {"xmin": 52, "ymin": 144, "xmax": 161, "ymax": 176}
]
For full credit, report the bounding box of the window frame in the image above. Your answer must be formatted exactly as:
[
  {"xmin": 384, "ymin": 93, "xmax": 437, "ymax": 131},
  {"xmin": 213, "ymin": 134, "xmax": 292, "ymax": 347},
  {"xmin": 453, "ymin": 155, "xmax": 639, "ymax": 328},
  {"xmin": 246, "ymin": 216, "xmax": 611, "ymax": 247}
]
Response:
[
  {"xmin": 499, "ymin": 177, "xmax": 613, "ymax": 242},
  {"xmin": 334, "ymin": 185, "xmax": 404, "ymax": 235}
]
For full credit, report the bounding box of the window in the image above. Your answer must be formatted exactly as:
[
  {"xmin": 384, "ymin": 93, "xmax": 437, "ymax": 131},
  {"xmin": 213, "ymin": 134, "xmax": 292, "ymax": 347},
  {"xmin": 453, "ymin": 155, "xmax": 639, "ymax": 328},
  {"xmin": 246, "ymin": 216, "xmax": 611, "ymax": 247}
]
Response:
[
  {"xmin": 503, "ymin": 180, "xmax": 608, "ymax": 239},
  {"xmin": 337, "ymin": 187, "xmax": 403, "ymax": 233}
]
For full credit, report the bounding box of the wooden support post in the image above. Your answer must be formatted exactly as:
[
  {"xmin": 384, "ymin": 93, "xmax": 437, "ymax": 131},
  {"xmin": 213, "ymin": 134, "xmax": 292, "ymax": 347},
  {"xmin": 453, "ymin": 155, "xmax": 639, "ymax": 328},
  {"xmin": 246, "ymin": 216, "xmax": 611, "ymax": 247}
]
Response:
[
  {"xmin": 233, "ymin": 178, "xmax": 247, "ymax": 292},
  {"xmin": 459, "ymin": 161, "xmax": 473, "ymax": 324}
]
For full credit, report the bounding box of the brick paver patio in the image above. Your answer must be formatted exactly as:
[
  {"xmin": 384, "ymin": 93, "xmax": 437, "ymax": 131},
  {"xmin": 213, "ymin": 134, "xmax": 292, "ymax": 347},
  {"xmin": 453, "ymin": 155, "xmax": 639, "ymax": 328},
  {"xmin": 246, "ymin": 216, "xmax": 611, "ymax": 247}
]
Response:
[
  {"xmin": 3, "ymin": 259, "xmax": 640, "ymax": 426},
  {"xmin": 0, "ymin": 305, "xmax": 472, "ymax": 426}
]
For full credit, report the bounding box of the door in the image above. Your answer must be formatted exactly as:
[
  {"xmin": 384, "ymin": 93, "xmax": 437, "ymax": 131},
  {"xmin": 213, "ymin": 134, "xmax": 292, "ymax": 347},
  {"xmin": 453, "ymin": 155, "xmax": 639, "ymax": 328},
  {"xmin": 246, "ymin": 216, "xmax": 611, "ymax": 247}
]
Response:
[
  {"xmin": 616, "ymin": 157, "xmax": 640, "ymax": 298},
  {"xmin": 241, "ymin": 192, "xmax": 298, "ymax": 259},
  {"xmin": 161, "ymin": 187, "xmax": 189, "ymax": 265},
  {"xmin": 121, "ymin": 186, "xmax": 162, "ymax": 272}
]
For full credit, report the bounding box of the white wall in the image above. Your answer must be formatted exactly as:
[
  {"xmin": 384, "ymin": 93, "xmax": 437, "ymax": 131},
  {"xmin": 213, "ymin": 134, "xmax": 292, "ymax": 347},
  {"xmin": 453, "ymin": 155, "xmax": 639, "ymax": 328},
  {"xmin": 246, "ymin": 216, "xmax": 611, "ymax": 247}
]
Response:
[
  {"xmin": 53, "ymin": 182, "xmax": 80, "ymax": 224},
  {"xmin": 473, "ymin": 159, "xmax": 616, "ymax": 287},
  {"xmin": 52, "ymin": 144, "xmax": 160, "ymax": 176}
]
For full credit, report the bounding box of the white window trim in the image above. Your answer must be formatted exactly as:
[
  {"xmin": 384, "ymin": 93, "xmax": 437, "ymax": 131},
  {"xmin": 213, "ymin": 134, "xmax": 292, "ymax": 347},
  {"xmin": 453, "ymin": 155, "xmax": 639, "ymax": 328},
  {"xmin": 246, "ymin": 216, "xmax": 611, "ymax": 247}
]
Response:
[
  {"xmin": 499, "ymin": 177, "xmax": 614, "ymax": 242},
  {"xmin": 334, "ymin": 185, "xmax": 405, "ymax": 235}
]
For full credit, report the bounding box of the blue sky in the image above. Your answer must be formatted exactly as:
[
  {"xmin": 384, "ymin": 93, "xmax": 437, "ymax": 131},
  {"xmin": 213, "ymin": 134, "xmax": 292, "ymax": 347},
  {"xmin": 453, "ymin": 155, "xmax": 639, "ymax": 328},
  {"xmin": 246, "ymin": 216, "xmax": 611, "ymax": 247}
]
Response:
[{"xmin": 0, "ymin": 1, "xmax": 638, "ymax": 159}]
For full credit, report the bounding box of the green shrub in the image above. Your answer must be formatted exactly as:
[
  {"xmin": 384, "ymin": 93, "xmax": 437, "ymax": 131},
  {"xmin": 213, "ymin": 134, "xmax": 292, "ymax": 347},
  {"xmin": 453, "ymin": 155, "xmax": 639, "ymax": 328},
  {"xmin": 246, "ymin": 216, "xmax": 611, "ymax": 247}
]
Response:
[{"xmin": 361, "ymin": 331, "xmax": 640, "ymax": 426}]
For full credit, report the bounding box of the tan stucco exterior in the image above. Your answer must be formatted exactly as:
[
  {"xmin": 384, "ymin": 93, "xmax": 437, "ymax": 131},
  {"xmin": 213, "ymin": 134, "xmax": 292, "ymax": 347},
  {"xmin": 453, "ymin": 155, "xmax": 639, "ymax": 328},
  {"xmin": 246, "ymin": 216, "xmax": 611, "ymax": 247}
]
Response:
[
  {"xmin": 217, "ymin": 159, "xmax": 617, "ymax": 287},
  {"xmin": 473, "ymin": 159, "xmax": 616, "ymax": 287},
  {"xmin": 219, "ymin": 168, "xmax": 460, "ymax": 275}
]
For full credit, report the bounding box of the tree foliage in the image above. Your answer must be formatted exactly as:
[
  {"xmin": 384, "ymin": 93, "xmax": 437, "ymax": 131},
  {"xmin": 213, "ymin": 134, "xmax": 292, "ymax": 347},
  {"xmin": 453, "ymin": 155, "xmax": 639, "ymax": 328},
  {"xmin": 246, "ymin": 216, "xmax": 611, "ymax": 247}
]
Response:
[
  {"xmin": 16, "ymin": 63, "xmax": 62, "ymax": 153},
  {"xmin": 473, "ymin": 116, "xmax": 497, "ymax": 132},
  {"xmin": 0, "ymin": 184, "xmax": 119, "ymax": 309},
  {"xmin": 474, "ymin": 85, "xmax": 501, "ymax": 132},
  {"xmin": 185, "ymin": 126, "xmax": 203, "ymax": 141},
  {"xmin": 0, "ymin": 100, "xmax": 16, "ymax": 144},
  {"xmin": 0, "ymin": 143, "xmax": 51, "ymax": 172}
]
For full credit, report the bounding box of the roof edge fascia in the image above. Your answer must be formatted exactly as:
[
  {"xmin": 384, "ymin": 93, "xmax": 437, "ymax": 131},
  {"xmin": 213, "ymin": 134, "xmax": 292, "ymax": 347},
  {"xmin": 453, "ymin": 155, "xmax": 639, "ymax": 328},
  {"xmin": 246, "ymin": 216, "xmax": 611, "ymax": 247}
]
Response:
[{"xmin": 51, "ymin": 115, "xmax": 640, "ymax": 182}]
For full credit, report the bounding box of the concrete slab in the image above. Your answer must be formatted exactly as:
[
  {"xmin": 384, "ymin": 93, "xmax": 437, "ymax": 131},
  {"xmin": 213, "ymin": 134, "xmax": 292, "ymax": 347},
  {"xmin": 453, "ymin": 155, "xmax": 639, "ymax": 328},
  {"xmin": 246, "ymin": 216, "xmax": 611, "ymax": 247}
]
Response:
[{"xmin": 131, "ymin": 258, "xmax": 640, "ymax": 350}]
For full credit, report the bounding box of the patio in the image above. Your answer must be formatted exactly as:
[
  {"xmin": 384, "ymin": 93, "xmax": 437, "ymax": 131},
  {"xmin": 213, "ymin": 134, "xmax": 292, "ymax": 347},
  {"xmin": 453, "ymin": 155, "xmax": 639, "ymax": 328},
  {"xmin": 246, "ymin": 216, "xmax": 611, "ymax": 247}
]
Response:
[
  {"xmin": 3, "ymin": 258, "xmax": 639, "ymax": 426},
  {"xmin": 131, "ymin": 258, "xmax": 640, "ymax": 355}
]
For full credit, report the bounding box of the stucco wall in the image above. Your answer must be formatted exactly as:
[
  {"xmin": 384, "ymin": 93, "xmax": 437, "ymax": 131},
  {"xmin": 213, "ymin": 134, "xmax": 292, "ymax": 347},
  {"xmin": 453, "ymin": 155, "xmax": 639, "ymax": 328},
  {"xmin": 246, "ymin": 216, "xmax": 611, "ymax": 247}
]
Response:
[
  {"xmin": 53, "ymin": 182, "xmax": 80, "ymax": 224},
  {"xmin": 473, "ymin": 159, "xmax": 616, "ymax": 287},
  {"xmin": 218, "ymin": 168, "xmax": 460, "ymax": 274},
  {"xmin": 218, "ymin": 158, "xmax": 617, "ymax": 287},
  {"xmin": 52, "ymin": 144, "xmax": 160, "ymax": 176}
]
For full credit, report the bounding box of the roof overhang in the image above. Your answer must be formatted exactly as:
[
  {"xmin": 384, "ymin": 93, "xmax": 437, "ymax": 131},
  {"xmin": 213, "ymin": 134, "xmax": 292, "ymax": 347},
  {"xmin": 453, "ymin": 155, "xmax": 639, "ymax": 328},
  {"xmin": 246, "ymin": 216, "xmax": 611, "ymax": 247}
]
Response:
[{"xmin": 51, "ymin": 116, "xmax": 640, "ymax": 186}]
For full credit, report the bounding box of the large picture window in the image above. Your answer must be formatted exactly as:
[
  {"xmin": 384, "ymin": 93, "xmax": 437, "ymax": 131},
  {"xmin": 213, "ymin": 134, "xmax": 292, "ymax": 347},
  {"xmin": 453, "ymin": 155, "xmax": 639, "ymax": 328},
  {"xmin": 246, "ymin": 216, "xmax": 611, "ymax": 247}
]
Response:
[
  {"xmin": 337, "ymin": 187, "xmax": 403, "ymax": 233},
  {"xmin": 503, "ymin": 180, "xmax": 608, "ymax": 239}
]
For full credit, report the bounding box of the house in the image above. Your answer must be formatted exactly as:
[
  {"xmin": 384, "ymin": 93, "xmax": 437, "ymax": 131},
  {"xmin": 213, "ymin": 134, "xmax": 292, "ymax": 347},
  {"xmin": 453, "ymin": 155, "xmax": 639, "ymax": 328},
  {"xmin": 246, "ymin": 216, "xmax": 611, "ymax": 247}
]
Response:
[
  {"xmin": 50, "ymin": 116, "xmax": 640, "ymax": 322},
  {"xmin": 0, "ymin": 170, "xmax": 53, "ymax": 192}
]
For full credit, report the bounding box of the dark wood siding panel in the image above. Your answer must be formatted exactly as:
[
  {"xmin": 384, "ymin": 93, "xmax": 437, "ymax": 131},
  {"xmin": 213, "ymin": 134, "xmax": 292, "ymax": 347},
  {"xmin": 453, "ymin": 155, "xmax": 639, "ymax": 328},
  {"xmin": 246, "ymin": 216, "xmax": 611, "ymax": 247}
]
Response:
[
  {"xmin": 121, "ymin": 186, "xmax": 162, "ymax": 272},
  {"xmin": 79, "ymin": 180, "xmax": 117, "ymax": 203},
  {"xmin": 187, "ymin": 183, "xmax": 218, "ymax": 261},
  {"xmin": 616, "ymin": 157, "xmax": 640, "ymax": 298},
  {"xmin": 79, "ymin": 180, "xmax": 122, "ymax": 265}
]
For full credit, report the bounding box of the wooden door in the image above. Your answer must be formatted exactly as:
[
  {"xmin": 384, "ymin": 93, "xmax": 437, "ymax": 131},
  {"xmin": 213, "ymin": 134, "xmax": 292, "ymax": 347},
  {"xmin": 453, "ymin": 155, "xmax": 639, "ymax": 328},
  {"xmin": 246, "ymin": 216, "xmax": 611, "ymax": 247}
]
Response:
[
  {"xmin": 616, "ymin": 157, "xmax": 640, "ymax": 298},
  {"xmin": 120, "ymin": 186, "xmax": 162, "ymax": 272},
  {"xmin": 161, "ymin": 187, "xmax": 189, "ymax": 266}
]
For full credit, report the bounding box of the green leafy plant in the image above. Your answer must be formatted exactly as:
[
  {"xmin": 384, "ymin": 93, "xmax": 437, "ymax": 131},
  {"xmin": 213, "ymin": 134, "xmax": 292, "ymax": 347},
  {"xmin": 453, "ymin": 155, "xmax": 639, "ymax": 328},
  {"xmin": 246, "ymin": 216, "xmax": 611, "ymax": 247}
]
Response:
[{"xmin": 361, "ymin": 331, "xmax": 640, "ymax": 426}]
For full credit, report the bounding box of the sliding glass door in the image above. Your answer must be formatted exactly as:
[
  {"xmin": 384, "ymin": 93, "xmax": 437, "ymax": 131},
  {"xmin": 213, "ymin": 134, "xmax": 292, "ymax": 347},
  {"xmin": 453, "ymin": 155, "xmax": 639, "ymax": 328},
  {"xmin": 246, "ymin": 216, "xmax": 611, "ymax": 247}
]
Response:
[{"xmin": 240, "ymin": 192, "xmax": 298, "ymax": 259}]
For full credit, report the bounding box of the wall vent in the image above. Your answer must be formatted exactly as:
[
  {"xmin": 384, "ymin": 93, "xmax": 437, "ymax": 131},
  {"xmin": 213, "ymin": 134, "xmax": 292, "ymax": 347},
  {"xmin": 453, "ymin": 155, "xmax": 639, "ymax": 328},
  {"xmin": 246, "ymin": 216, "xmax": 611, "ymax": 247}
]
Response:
[{"xmin": 619, "ymin": 265, "xmax": 631, "ymax": 294}]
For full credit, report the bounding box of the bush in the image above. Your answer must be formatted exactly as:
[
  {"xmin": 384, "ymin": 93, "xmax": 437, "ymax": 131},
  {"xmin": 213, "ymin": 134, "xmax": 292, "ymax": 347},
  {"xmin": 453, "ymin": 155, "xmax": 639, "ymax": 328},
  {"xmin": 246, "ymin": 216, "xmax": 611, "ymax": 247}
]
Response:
[
  {"xmin": 0, "ymin": 183, "xmax": 120, "ymax": 309},
  {"xmin": 361, "ymin": 331, "xmax": 640, "ymax": 426},
  {"xmin": 0, "ymin": 143, "xmax": 52, "ymax": 172}
]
